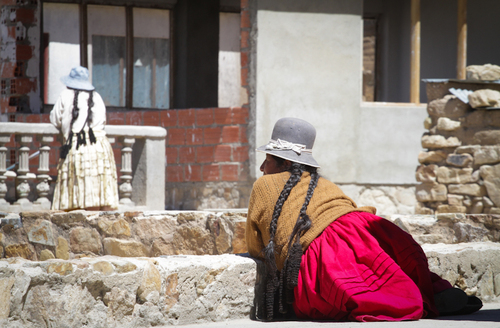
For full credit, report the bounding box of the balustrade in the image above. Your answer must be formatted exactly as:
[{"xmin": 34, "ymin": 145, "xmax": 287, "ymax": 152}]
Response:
[{"xmin": 0, "ymin": 123, "xmax": 166, "ymax": 212}]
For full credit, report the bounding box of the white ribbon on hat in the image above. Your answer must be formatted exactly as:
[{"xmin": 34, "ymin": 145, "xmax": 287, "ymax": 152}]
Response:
[{"xmin": 265, "ymin": 139, "xmax": 312, "ymax": 155}]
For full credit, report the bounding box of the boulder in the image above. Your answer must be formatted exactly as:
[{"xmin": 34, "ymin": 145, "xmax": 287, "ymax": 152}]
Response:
[{"xmin": 466, "ymin": 64, "xmax": 500, "ymax": 81}]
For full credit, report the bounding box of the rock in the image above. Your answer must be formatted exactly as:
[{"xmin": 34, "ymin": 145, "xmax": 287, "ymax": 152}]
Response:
[
  {"xmin": 137, "ymin": 261, "xmax": 162, "ymax": 303},
  {"xmin": 0, "ymin": 275, "xmax": 15, "ymax": 319},
  {"xmin": 415, "ymin": 165, "xmax": 437, "ymax": 183},
  {"xmin": 418, "ymin": 150, "xmax": 447, "ymax": 164},
  {"xmin": 232, "ymin": 220, "xmax": 247, "ymax": 254},
  {"xmin": 480, "ymin": 164, "xmax": 500, "ymax": 207},
  {"xmin": 113, "ymin": 261, "xmax": 138, "ymax": 273},
  {"xmin": 164, "ymin": 273, "xmax": 179, "ymax": 312},
  {"xmin": 436, "ymin": 205, "xmax": 467, "ymax": 214},
  {"xmin": 70, "ymin": 227, "xmax": 102, "ymax": 255},
  {"xmin": 1, "ymin": 213, "xmax": 22, "ymax": 229},
  {"xmin": 4, "ymin": 243, "xmax": 36, "ymax": 260},
  {"xmin": 466, "ymin": 64, "xmax": 500, "ymax": 81},
  {"xmin": 50, "ymin": 211, "xmax": 87, "ymax": 225},
  {"xmin": 9, "ymin": 270, "xmax": 30, "ymax": 317},
  {"xmin": 473, "ymin": 130, "xmax": 500, "ymax": 145},
  {"xmin": 453, "ymin": 223, "xmax": 489, "ymax": 243},
  {"xmin": 448, "ymin": 194, "xmax": 464, "ymax": 206},
  {"xmin": 104, "ymin": 287, "xmax": 136, "ymax": 318},
  {"xmin": 437, "ymin": 117, "xmax": 461, "ymax": 131},
  {"xmin": 448, "ymin": 183, "xmax": 487, "ymax": 197},
  {"xmin": 92, "ymin": 261, "xmax": 115, "ymax": 275},
  {"xmin": 56, "ymin": 237, "xmax": 69, "ymax": 260},
  {"xmin": 103, "ymin": 238, "xmax": 149, "ymax": 257},
  {"xmin": 483, "ymin": 196, "xmax": 495, "ymax": 208},
  {"xmin": 27, "ymin": 219, "xmax": 56, "ymax": 246},
  {"xmin": 474, "ymin": 146, "xmax": 500, "ymax": 165},
  {"xmin": 490, "ymin": 207, "xmax": 500, "ymax": 214},
  {"xmin": 422, "ymin": 135, "xmax": 461, "ymax": 149},
  {"xmin": 446, "ymin": 153, "xmax": 473, "ymax": 167},
  {"xmin": 436, "ymin": 167, "xmax": 473, "ymax": 184},
  {"xmin": 470, "ymin": 200, "xmax": 484, "ymax": 214},
  {"xmin": 47, "ymin": 262, "xmax": 73, "ymax": 275},
  {"xmin": 208, "ymin": 216, "xmax": 233, "ymax": 254},
  {"xmin": 456, "ymin": 145, "xmax": 481, "ymax": 154},
  {"xmin": 424, "ymin": 116, "xmax": 433, "ymax": 129},
  {"xmin": 468, "ymin": 89, "xmax": 500, "ymax": 108},
  {"xmin": 40, "ymin": 249, "xmax": 55, "ymax": 260},
  {"xmin": 97, "ymin": 218, "xmax": 131, "ymax": 237},
  {"xmin": 415, "ymin": 202, "xmax": 434, "ymax": 215},
  {"xmin": 427, "ymin": 95, "xmax": 470, "ymax": 118},
  {"xmin": 416, "ymin": 183, "xmax": 447, "ymax": 202}
]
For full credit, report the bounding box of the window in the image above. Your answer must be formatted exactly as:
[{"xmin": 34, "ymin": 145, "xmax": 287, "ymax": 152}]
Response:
[{"xmin": 42, "ymin": 2, "xmax": 172, "ymax": 109}]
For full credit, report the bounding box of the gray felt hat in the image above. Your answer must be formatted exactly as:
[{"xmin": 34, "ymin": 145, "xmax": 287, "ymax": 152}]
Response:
[
  {"xmin": 257, "ymin": 117, "xmax": 320, "ymax": 168},
  {"xmin": 61, "ymin": 66, "xmax": 95, "ymax": 91}
]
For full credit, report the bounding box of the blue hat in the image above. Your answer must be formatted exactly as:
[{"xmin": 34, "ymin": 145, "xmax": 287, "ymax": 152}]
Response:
[{"xmin": 61, "ymin": 66, "xmax": 95, "ymax": 91}]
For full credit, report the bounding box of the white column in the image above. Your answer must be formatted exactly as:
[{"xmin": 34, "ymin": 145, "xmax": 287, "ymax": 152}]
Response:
[
  {"xmin": 34, "ymin": 135, "xmax": 54, "ymax": 209},
  {"xmin": 119, "ymin": 137, "xmax": 135, "ymax": 206},
  {"xmin": 0, "ymin": 134, "xmax": 10, "ymax": 206},
  {"xmin": 14, "ymin": 134, "xmax": 33, "ymax": 207}
]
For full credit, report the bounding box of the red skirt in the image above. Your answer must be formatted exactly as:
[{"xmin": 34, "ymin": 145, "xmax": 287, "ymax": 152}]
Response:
[{"xmin": 293, "ymin": 211, "xmax": 451, "ymax": 322}]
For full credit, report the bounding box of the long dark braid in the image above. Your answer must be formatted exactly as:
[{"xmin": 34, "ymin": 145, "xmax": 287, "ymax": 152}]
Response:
[
  {"xmin": 87, "ymin": 90, "xmax": 96, "ymax": 144},
  {"xmin": 263, "ymin": 159, "xmax": 319, "ymax": 320}
]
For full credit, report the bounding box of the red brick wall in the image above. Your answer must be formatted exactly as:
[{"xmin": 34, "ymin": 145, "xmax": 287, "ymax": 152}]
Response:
[{"xmin": 7, "ymin": 107, "xmax": 250, "ymax": 184}]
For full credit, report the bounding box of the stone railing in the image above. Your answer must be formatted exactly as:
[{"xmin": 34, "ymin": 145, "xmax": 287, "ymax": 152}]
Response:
[{"xmin": 0, "ymin": 123, "xmax": 166, "ymax": 212}]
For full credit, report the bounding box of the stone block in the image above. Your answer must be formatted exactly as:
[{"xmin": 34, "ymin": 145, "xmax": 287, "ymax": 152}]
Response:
[
  {"xmin": 436, "ymin": 167, "xmax": 473, "ymax": 184},
  {"xmin": 422, "ymin": 135, "xmax": 461, "ymax": 149},
  {"xmin": 27, "ymin": 219, "xmax": 55, "ymax": 246},
  {"xmin": 473, "ymin": 130, "xmax": 500, "ymax": 145},
  {"xmin": 474, "ymin": 146, "xmax": 500, "ymax": 165},
  {"xmin": 480, "ymin": 164, "xmax": 500, "ymax": 207},
  {"xmin": 103, "ymin": 238, "xmax": 149, "ymax": 257},
  {"xmin": 427, "ymin": 95, "xmax": 470, "ymax": 118},
  {"xmin": 437, "ymin": 117, "xmax": 461, "ymax": 131},
  {"xmin": 446, "ymin": 153, "xmax": 473, "ymax": 167},
  {"xmin": 416, "ymin": 183, "xmax": 447, "ymax": 202},
  {"xmin": 448, "ymin": 183, "xmax": 487, "ymax": 197},
  {"xmin": 468, "ymin": 89, "xmax": 500, "ymax": 108},
  {"xmin": 418, "ymin": 150, "xmax": 447, "ymax": 164},
  {"xmin": 416, "ymin": 165, "xmax": 437, "ymax": 183},
  {"xmin": 70, "ymin": 227, "xmax": 102, "ymax": 255},
  {"xmin": 466, "ymin": 64, "xmax": 500, "ymax": 81}
]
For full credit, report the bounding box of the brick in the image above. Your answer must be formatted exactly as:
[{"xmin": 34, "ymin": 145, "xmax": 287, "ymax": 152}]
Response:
[
  {"xmin": 179, "ymin": 147, "xmax": 195, "ymax": 163},
  {"xmin": 16, "ymin": 8, "xmax": 36, "ymax": 24},
  {"xmin": 13, "ymin": 78, "xmax": 36, "ymax": 94},
  {"xmin": 196, "ymin": 146, "xmax": 215, "ymax": 163},
  {"xmin": 196, "ymin": 108, "xmax": 214, "ymax": 126},
  {"xmin": 232, "ymin": 107, "xmax": 248, "ymax": 124},
  {"xmin": 241, "ymin": 31, "xmax": 249, "ymax": 49},
  {"xmin": 165, "ymin": 147, "xmax": 178, "ymax": 164},
  {"xmin": 107, "ymin": 111, "xmax": 125, "ymax": 125},
  {"xmin": 185, "ymin": 165, "xmax": 202, "ymax": 182},
  {"xmin": 168, "ymin": 128, "xmax": 185, "ymax": 146},
  {"xmin": 167, "ymin": 165, "xmax": 183, "ymax": 182},
  {"xmin": 233, "ymin": 145, "xmax": 249, "ymax": 162},
  {"xmin": 125, "ymin": 111, "xmax": 142, "ymax": 125},
  {"xmin": 143, "ymin": 111, "xmax": 160, "ymax": 126},
  {"xmin": 185, "ymin": 128, "xmax": 203, "ymax": 145},
  {"xmin": 240, "ymin": 51, "xmax": 249, "ymax": 68},
  {"xmin": 241, "ymin": 67, "xmax": 248, "ymax": 87},
  {"xmin": 204, "ymin": 127, "xmax": 222, "ymax": 144},
  {"xmin": 241, "ymin": 9, "xmax": 251, "ymax": 29},
  {"xmin": 0, "ymin": 96, "xmax": 14, "ymax": 114},
  {"xmin": 16, "ymin": 45, "xmax": 33, "ymax": 61},
  {"xmin": 214, "ymin": 108, "xmax": 231, "ymax": 124},
  {"xmin": 240, "ymin": 126, "xmax": 248, "ymax": 143},
  {"xmin": 221, "ymin": 164, "xmax": 238, "ymax": 181},
  {"xmin": 25, "ymin": 114, "xmax": 40, "ymax": 123},
  {"xmin": 241, "ymin": 0, "xmax": 249, "ymax": 10},
  {"xmin": 214, "ymin": 145, "xmax": 231, "ymax": 162},
  {"xmin": 203, "ymin": 164, "xmax": 220, "ymax": 181},
  {"xmin": 1, "ymin": 62, "xmax": 16, "ymax": 78},
  {"xmin": 221, "ymin": 126, "xmax": 240, "ymax": 143},
  {"xmin": 239, "ymin": 163, "xmax": 249, "ymax": 181},
  {"xmin": 178, "ymin": 109, "xmax": 195, "ymax": 126},
  {"xmin": 160, "ymin": 110, "xmax": 177, "ymax": 127},
  {"xmin": 40, "ymin": 114, "xmax": 50, "ymax": 123}
]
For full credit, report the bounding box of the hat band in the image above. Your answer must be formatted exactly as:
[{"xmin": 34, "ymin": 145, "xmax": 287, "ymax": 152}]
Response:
[{"xmin": 265, "ymin": 139, "xmax": 312, "ymax": 155}]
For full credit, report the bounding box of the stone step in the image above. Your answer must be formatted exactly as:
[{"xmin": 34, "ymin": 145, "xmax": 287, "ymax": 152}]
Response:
[{"xmin": 1, "ymin": 242, "xmax": 500, "ymax": 327}]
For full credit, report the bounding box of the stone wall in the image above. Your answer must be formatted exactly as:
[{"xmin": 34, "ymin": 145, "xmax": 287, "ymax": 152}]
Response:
[{"xmin": 416, "ymin": 76, "xmax": 500, "ymax": 215}]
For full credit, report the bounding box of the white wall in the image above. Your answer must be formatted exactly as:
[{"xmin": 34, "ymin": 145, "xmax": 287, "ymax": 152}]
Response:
[{"xmin": 253, "ymin": 0, "xmax": 427, "ymax": 187}]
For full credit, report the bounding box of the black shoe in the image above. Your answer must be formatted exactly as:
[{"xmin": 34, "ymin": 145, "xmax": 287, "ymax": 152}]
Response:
[
  {"xmin": 454, "ymin": 296, "xmax": 483, "ymax": 315},
  {"xmin": 434, "ymin": 288, "xmax": 468, "ymax": 316}
]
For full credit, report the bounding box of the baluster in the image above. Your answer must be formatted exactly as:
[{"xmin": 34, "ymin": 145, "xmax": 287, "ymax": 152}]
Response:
[
  {"xmin": 0, "ymin": 134, "xmax": 10, "ymax": 206},
  {"xmin": 119, "ymin": 137, "xmax": 135, "ymax": 206},
  {"xmin": 34, "ymin": 135, "xmax": 53, "ymax": 209},
  {"xmin": 14, "ymin": 134, "xmax": 33, "ymax": 207}
]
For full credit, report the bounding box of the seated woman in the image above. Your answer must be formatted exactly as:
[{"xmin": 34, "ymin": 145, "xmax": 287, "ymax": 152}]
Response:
[{"xmin": 246, "ymin": 117, "xmax": 482, "ymax": 322}]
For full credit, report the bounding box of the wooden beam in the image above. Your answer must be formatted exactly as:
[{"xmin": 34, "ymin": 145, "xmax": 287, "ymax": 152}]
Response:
[
  {"xmin": 126, "ymin": 6, "xmax": 134, "ymax": 109},
  {"xmin": 410, "ymin": 0, "xmax": 421, "ymax": 104},
  {"xmin": 457, "ymin": 0, "xmax": 467, "ymax": 79},
  {"xmin": 79, "ymin": 3, "xmax": 88, "ymax": 68}
]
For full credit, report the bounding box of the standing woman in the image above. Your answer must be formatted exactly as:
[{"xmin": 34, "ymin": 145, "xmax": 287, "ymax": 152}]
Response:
[
  {"xmin": 246, "ymin": 117, "xmax": 481, "ymax": 322},
  {"xmin": 50, "ymin": 66, "xmax": 119, "ymax": 211}
]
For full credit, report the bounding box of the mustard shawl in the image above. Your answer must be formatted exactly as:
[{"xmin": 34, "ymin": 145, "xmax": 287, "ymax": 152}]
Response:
[{"xmin": 246, "ymin": 171, "xmax": 376, "ymax": 270}]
